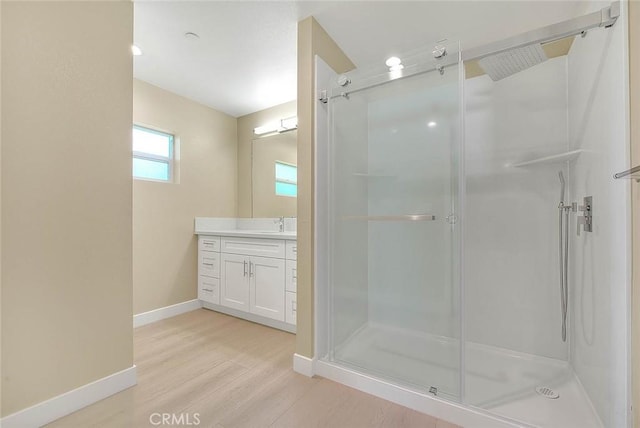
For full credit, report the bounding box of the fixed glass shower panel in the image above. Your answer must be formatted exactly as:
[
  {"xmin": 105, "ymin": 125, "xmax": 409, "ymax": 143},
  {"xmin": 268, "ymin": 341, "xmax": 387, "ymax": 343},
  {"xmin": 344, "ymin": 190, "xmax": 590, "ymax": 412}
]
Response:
[{"xmin": 327, "ymin": 47, "xmax": 462, "ymax": 401}]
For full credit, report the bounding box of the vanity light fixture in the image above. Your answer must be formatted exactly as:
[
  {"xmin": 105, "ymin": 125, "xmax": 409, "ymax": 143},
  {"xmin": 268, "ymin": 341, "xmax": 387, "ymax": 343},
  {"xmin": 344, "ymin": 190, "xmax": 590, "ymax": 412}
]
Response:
[
  {"xmin": 254, "ymin": 121, "xmax": 280, "ymax": 135},
  {"xmin": 280, "ymin": 116, "xmax": 298, "ymax": 132},
  {"xmin": 132, "ymin": 45, "xmax": 142, "ymax": 56},
  {"xmin": 254, "ymin": 116, "xmax": 298, "ymax": 136},
  {"xmin": 428, "ymin": 121, "xmax": 437, "ymax": 128}
]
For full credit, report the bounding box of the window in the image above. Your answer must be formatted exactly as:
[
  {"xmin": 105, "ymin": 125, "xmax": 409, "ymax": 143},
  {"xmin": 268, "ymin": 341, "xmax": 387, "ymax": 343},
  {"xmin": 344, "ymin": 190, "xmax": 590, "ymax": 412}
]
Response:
[
  {"xmin": 275, "ymin": 161, "xmax": 297, "ymax": 197},
  {"xmin": 132, "ymin": 125, "xmax": 174, "ymax": 182}
]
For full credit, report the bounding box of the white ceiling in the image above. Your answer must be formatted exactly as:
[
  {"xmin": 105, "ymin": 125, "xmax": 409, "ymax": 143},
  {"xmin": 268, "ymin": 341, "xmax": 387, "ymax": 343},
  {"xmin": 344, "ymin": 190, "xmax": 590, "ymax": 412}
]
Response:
[{"xmin": 133, "ymin": 1, "xmax": 591, "ymax": 118}]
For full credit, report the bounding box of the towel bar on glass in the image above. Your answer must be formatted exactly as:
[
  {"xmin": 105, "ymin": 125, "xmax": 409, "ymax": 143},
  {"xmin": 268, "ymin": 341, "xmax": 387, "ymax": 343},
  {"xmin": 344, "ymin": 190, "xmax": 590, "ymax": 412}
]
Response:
[
  {"xmin": 613, "ymin": 165, "xmax": 640, "ymax": 182},
  {"xmin": 343, "ymin": 215, "xmax": 436, "ymax": 221}
]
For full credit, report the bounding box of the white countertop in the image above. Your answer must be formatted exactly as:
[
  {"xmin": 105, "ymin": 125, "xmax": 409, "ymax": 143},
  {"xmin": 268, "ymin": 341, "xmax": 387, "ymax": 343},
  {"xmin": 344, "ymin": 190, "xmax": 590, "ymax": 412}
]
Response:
[
  {"xmin": 195, "ymin": 229, "xmax": 296, "ymax": 240},
  {"xmin": 194, "ymin": 217, "xmax": 297, "ymax": 240}
]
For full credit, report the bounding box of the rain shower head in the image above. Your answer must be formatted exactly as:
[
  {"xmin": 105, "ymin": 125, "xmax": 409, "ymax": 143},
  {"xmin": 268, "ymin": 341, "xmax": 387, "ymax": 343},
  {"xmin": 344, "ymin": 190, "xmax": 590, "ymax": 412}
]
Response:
[{"xmin": 478, "ymin": 43, "xmax": 548, "ymax": 81}]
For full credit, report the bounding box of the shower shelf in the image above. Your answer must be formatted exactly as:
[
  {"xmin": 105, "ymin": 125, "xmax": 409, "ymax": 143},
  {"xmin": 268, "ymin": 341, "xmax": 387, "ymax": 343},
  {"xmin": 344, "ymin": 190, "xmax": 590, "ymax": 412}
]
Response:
[
  {"xmin": 343, "ymin": 214, "xmax": 436, "ymax": 221},
  {"xmin": 508, "ymin": 149, "xmax": 584, "ymax": 168}
]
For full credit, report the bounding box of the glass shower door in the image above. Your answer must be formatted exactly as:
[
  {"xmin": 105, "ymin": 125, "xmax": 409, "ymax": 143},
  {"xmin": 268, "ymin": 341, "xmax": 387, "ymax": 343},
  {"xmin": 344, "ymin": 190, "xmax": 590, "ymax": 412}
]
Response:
[{"xmin": 327, "ymin": 47, "xmax": 462, "ymax": 401}]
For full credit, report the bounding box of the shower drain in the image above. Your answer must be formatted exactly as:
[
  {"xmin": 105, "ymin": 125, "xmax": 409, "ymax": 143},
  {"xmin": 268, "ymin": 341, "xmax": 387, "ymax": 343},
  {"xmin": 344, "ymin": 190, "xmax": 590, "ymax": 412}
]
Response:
[{"xmin": 535, "ymin": 386, "xmax": 560, "ymax": 399}]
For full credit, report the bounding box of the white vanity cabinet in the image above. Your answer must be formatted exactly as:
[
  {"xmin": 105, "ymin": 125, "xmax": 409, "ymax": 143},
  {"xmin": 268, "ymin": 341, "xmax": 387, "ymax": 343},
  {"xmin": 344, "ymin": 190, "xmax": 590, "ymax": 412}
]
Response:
[
  {"xmin": 220, "ymin": 252, "xmax": 285, "ymax": 321},
  {"xmin": 198, "ymin": 233, "xmax": 296, "ymax": 333},
  {"xmin": 285, "ymin": 241, "xmax": 297, "ymax": 325},
  {"xmin": 197, "ymin": 236, "xmax": 221, "ymax": 304}
]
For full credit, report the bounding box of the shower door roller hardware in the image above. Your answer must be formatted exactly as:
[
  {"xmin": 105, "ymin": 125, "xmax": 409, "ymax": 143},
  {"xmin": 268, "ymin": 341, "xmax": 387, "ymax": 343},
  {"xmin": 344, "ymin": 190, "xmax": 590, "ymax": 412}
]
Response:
[
  {"xmin": 432, "ymin": 40, "xmax": 447, "ymax": 59},
  {"xmin": 337, "ymin": 75, "xmax": 351, "ymax": 87},
  {"xmin": 318, "ymin": 89, "xmax": 328, "ymax": 104},
  {"xmin": 446, "ymin": 214, "xmax": 458, "ymax": 225},
  {"xmin": 577, "ymin": 196, "xmax": 593, "ymax": 236}
]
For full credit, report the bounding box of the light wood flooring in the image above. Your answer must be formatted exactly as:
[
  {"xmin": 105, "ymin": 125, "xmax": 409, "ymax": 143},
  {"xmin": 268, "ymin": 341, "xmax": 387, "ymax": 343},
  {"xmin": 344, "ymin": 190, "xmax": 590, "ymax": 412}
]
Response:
[{"xmin": 47, "ymin": 309, "xmax": 459, "ymax": 428}]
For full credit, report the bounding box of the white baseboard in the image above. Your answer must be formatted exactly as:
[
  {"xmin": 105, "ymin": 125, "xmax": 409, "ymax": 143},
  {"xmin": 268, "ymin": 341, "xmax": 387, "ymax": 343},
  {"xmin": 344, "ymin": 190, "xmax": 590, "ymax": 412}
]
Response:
[
  {"xmin": 293, "ymin": 353, "xmax": 315, "ymax": 377},
  {"xmin": 134, "ymin": 299, "xmax": 202, "ymax": 327},
  {"xmin": 0, "ymin": 365, "xmax": 137, "ymax": 428}
]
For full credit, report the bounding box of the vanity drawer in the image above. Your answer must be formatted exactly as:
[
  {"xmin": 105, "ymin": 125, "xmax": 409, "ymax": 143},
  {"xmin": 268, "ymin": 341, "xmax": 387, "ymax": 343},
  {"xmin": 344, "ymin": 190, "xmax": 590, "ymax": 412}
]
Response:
[
  {"xmin": 199, "ymin": 236, "xmax": 220, "ymax": 252},
  {"xmin": 221, "ymin": 237, "xmax": 285, "ymax": 259},
  {"xmin": 285, "ymin": 241, "xmax": 297, "ymax": 260},
  {"xmin": 198, "ymin": 276, "xmax": 219, "ymax": 304},
  {"xmin": 199, "ymin": 251, "xmax": 220, "ymax": 278},
  {"xmin": 285, "ymin": 292, "xmax": 297, "ymax": 325},
  {"xmin": 286, "ymin": 260, "xmax": 297, "ymax": 293}
]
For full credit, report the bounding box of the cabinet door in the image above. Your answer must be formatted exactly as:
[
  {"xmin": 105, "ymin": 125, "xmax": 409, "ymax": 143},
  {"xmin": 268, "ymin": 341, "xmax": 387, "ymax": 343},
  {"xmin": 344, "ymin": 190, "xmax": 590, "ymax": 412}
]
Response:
[
  {"xmin": 249, "ymin": 256, "xmax": 285, "ymax": 321},
  {"xmin": 220, "ymin": 253, "xmax": 249, "ymax": 311}
]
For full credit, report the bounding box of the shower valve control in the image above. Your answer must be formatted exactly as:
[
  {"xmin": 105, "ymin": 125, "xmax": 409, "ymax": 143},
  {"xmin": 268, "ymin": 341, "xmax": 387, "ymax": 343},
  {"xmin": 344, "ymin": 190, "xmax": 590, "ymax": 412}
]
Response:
[{"xmin": 577, "ymin": 196, "xmax": 593, "ymax": 236}]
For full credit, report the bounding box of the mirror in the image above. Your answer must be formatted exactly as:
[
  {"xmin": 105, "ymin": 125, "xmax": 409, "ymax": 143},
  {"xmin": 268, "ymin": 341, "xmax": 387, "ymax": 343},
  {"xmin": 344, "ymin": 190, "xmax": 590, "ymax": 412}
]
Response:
[{"xmin": 251, "ymin": 130, "xmax": 297, "ymax": 217}]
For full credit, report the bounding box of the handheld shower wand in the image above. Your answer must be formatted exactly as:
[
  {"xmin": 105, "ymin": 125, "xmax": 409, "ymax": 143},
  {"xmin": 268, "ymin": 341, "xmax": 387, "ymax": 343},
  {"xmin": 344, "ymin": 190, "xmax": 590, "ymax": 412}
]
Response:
[{"xmin": 557, "ymin": 171, "xmax": 575, "ymax": 342}]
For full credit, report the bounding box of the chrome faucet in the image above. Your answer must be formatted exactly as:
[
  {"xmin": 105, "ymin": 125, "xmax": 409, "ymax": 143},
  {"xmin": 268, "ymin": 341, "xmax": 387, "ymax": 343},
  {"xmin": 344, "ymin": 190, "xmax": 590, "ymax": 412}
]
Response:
[{"xmin": 274, "ymin": 216, "xmax": 285, "ymax": 232}]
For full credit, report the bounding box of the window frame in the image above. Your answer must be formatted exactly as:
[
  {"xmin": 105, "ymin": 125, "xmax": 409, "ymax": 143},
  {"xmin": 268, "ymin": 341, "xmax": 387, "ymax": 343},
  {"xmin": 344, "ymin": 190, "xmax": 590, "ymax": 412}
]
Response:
[
  {"xmin": 275, "ymin": 160, "xmax": 297, "ymax": 198},
  {"xmin": 132, "ymin": 124, "xmax": 174, "ymax": 183}
]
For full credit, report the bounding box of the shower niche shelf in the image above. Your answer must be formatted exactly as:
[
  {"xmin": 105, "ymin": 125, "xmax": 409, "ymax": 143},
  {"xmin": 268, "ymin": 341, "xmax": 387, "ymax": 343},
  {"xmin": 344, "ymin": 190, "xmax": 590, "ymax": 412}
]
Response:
[{"xmin": 508, "ymin": 149, "xmax": 584, "ymax": 168}]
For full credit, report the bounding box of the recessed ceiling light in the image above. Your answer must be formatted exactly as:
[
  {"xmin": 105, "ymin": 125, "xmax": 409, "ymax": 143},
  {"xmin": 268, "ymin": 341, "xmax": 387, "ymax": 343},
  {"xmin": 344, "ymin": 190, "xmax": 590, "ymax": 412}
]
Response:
[
  {"xmin": 184, "ymin": 32, "xmax": 200, "ymax": 40},
  {"xmin": 385, "ymin": 56, "xmax": 402, "ymax": 68},
  {"xmin": 131, "ymin": 45, "xmax": 142, "ymax": 56},
  {"xmin": 428, "ymin": 121, "xmax": 437, "ymax": 128}
]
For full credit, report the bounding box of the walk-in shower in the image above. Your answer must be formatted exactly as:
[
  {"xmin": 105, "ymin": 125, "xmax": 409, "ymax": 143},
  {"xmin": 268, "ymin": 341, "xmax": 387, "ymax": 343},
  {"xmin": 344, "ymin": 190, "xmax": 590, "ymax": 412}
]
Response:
[{"xmin": 313, "ymin": 2, "xmax": 630, "ymax": 428}]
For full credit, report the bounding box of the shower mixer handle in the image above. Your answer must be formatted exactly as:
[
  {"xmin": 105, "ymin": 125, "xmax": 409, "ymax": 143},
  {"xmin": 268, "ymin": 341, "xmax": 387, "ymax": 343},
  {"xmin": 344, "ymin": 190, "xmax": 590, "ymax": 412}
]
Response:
[
  {"xmin": 577, "ymin": 196, "xmax": 593, "ymax": 236},
  {"xmin": 577, "ymin": 216, "xmax": 586, "ymax": 236}
]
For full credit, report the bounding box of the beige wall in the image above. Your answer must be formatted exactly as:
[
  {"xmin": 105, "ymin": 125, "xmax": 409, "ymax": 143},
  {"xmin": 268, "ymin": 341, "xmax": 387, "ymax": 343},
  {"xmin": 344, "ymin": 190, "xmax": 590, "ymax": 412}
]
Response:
[
  {"xmin": 296, "ymin": 17, "xmax": 354, "ymax": 358},
  {"xmin": 1, "ymin": 2, "xmax": 133, "ymax": 416},
  {"xmin": 631, "ymin": 1, "xmax": 639, "ymax": 426},
  {"xmin": 133, "ymin": 80, "xmax": 237, "ymax": 315},
  {"xmin": 237, "ymin": 101, "xmax": 296, "ymax": 217}
]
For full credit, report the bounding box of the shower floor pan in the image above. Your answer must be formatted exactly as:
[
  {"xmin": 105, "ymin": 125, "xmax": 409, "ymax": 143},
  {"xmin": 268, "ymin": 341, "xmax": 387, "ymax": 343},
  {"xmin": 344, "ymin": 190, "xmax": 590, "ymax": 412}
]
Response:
[{"xmin": 333, "ymin": 324, "xmax": 602, "ymax": 428}]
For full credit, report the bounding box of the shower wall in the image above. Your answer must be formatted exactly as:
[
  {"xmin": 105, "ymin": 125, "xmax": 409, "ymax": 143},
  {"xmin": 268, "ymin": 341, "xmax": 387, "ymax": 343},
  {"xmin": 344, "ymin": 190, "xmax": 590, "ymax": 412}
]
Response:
[
  {"xmin": 567, "ymin": 4, "xmax": 630, "ymax": 426},
  {"xmin": 464, "ymin": 57, "xmax": 569, "ymax": 360}
]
